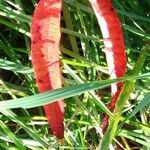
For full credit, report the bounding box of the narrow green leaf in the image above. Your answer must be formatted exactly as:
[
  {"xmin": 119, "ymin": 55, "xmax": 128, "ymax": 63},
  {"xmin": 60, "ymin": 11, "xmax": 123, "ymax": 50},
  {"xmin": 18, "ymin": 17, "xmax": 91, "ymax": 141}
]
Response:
[
  {"xmin": 0, "ymin": 73, "xmax": 149, "ymax": 110},
  {"xmin": 119, "ymin": 130, "xmax": 150, "ymax": 148},
  {"xmin": 118, "ymin": 93, "xmax": 150, "ymax": 131},
  {"xmin": 123, "ymin": 24, "xmax": 150, "ymax": 39},
  {"xmin": 0, "ymin": 120, "xmax": 26, "ymax": 150},
  {"xmin": 127, "ymin": 93, "xmax": 150, "ymax": 119},
  {"xmin": 99, "ymin": 45, "xmax": 149, "ymax": 150},
  {"xmin": 0, "ymin": 58, "xmax": 33, "ymax": 75},
  {"xmin": 1, "ymin": 109, "xmax": 49, "ymax": 147}
]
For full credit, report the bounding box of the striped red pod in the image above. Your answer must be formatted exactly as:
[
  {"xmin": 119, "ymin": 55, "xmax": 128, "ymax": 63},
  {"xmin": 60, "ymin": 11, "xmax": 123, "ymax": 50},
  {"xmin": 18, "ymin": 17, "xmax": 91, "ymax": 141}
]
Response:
[
  {"xmin": 89, "ymin": 0, "xmax": 127, "ymax": 132},
  {"xmin": 31, "ymin": 0, "xmax": 64, "ymax": 139}
]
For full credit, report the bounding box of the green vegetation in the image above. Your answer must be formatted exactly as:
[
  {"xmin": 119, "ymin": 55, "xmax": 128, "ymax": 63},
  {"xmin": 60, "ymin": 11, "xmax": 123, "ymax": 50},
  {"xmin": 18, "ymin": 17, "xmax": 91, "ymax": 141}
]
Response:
[{"xmin": 0, "ymin": 0, "xmax": 150, "ymax": 149}]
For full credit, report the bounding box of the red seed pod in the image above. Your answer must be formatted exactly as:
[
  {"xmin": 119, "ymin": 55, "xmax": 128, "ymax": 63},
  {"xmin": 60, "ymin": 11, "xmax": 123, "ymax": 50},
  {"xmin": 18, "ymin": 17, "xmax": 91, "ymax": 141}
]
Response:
[
  {"xmin": 31, "ymin": 0, "xmax": 64, "ymax": 139},
  {"xmin": 90, "ymin": 0, "xmax": 127, "ymax": 132}
]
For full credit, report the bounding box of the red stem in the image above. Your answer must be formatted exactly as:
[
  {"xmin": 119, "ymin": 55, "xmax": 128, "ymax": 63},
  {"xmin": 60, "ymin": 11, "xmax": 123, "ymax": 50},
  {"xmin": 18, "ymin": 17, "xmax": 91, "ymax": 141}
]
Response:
[
  {"xmin": 90, "ymin": 0, "xmax": 127, "ymax": 133},
  {"xmin": 31, "ymin": 0, "xmax": 64, "ymax": 139}
]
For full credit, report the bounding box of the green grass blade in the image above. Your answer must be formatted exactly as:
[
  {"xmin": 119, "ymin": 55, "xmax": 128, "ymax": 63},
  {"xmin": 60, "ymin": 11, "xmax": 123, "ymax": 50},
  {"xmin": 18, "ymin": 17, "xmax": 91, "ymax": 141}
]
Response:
[
  {"xmin": 99, "ymin": 45, "xmax": 150, "ymax": 150},
  {"xmin": 0, "ymin": 58, "xmax": 33, "ymax": 75},
  {"xmin": 119, "ymin": 129, "xmax": 150, "ymax": 148},
  {"xmin": 1, "ymin": 109, "xmax": 49, "ymax": 147},
  {"xmin": 0, "ymin": 73, "xmax": 149, "ymax": 110},
  {"xmin": 118, "ymin": 93, "xmax": 150, "ymax": 130},
  {"xmin": 0, "ymin": 120, "xmax": 26, "ymax": 150}
]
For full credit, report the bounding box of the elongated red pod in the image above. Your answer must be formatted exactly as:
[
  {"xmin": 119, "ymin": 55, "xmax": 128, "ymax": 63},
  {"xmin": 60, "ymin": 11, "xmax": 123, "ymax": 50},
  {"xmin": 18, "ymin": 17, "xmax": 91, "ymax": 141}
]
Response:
[
  {"xmin": 31, "ymin": 0, "xmax": 64, "ymax": 139},
  {"xmin": 90, "ymin": 0, "xmax": 127, "ymax": 132}
]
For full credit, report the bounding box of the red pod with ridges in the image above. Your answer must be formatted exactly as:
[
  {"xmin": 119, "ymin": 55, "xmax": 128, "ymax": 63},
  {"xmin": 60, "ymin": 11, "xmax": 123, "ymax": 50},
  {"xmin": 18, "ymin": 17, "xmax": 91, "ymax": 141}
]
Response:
[
  {"xmin": 31, "ymin": 0, "xmax": 64, "ymax": 139},
  {"xmin": 89, "ymin": 0, "xmax": 127, "ymax": 132}
]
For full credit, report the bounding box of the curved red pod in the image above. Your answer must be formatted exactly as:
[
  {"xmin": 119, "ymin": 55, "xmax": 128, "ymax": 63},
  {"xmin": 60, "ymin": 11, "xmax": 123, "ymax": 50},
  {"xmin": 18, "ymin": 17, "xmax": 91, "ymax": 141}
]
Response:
[
  {"xmin": 90, "ymin": 0, "xmax": 127, "ymax": 132},
  {"xmin": 31, "ymin": 0, "xmax": 64, "ymax": 139}
]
